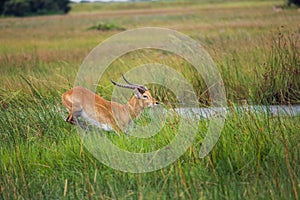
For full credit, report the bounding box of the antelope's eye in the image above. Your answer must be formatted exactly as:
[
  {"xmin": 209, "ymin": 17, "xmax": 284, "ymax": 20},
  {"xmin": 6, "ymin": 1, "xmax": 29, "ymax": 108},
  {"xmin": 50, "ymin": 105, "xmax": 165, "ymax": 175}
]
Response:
[{"xmin": 142, "ymin": 95, "xmax": 149, "ymax": 99}]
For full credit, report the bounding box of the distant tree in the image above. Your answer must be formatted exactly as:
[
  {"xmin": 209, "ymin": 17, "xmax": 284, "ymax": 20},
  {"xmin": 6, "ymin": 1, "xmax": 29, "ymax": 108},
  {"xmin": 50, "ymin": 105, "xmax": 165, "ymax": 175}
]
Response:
[
  {"xmin": 1, "ymin": 0, "xmax": 71, "ymax": 17},
  {"xmin": 0, "ymin": 0, "xmax": 9, "ymax": 15},
  {"xmin": 55, "ymin": 0, "xmax": 71, "ymax": 13},
  {"xmin": 3, "ymin": 0, "xmax": 31, "ymax": 16},
  {"xmin": 287, "ymin": 0, "xmax": 300, "ymax": 7}
]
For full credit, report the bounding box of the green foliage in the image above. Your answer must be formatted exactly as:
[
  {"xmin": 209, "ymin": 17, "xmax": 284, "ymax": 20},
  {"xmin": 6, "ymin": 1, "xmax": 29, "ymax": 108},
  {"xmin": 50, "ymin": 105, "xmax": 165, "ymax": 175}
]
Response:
[
  {"xmin": 1, "ymin": 0, "xmax": 71, "ymax": 17},
  {"xmin": 0, "ymin": 0, "xmax": 8, "ymax": 15},
  {"xmin": 88, "ymin": 21, "xmax": 126, "ymax": 31},
  {"xmin": 287, "ymin": 0, "xmax": 300, "ymax": 6},
  {"xmin": 2, "ymin": 0, "xmax": 31, "ymax": 17}
]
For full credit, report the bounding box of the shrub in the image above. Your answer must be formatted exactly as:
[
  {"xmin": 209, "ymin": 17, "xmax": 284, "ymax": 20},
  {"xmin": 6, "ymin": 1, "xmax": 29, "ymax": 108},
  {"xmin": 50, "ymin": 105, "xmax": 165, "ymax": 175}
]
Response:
[{"xmin": 88, "ymin": 22, "xmax": 126, "ymax": 31}]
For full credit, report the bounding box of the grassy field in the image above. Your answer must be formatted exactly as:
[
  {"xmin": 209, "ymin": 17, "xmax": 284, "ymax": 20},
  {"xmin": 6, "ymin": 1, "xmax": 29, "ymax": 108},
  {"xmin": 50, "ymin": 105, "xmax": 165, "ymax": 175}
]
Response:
[{"xmin": 0, "ymin": 0, "xmax": 299, "ymax": 199}]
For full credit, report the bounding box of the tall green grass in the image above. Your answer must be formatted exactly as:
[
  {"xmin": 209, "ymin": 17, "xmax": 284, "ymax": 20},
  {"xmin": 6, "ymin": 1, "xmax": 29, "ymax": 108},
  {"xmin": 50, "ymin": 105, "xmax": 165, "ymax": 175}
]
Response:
[
  {"xmin": 218, "ymin": 28, "xmax": 300, "ymax": 105},
  {"xmin": 0, "ymin": 85, "xmax": 299, "ymax": 199}
]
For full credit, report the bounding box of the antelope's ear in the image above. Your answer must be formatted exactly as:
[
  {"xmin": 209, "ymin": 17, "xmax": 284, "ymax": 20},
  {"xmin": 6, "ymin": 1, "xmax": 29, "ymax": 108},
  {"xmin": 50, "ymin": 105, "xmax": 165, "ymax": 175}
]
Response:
[{"xmin": 133, "ymin": 88, "xmax": 142, "ymax": 99}]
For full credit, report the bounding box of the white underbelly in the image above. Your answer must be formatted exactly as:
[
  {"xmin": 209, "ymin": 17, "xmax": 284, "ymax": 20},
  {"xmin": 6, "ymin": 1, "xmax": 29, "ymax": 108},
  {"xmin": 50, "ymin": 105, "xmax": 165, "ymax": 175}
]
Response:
[
  {"xmin": 81, "ymin": 110, "xmax": 114, "ymax": 132},
  {"xmin": 100, "ymin": 123, "xmax": 114, "ymax": 132}
]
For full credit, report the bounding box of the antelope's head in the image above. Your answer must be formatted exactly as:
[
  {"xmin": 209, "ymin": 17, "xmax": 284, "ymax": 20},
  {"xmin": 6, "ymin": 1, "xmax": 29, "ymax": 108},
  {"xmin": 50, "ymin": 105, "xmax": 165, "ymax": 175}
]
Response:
[{"xmin": 111, "ymin": 75, "xmax": 159, "ymax": 108}]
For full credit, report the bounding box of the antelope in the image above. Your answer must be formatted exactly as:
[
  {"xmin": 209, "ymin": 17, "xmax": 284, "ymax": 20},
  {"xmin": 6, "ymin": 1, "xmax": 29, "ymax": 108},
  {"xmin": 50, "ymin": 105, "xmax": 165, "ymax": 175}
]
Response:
[
  {"xmin": 62, "ymin": 75, "xmax": 159, "ymax": 134},
  {"xmin": 273, "ymin": 5, "xmax": 282, "ymax": 12}
]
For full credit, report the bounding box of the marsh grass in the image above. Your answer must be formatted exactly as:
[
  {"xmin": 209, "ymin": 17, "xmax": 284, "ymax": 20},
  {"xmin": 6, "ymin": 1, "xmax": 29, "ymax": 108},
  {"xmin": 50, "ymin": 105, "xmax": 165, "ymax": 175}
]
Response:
[
  {"xmin": 0, "ymin": 0, "xmax": 299, "ymax": 199},
  {"xmin": 256, "ymin": 29, "xmax": 300, "ymax": 104},
  {"xmin": 0, "ymin": 88, "xmax": 299, "ymax": 199}
]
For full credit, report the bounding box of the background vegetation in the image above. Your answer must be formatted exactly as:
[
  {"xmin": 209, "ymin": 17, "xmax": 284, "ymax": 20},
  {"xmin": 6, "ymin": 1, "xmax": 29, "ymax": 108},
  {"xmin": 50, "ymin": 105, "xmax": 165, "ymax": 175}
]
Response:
[
  {"xmin": 0, "ymin": 0, "xmax": 71, "ymax": 16},
  {"xmin": 288, "ymin": 0, "xmax": 300, "ymax": 7},
  {"xmin": 0, "ymin": 0, "xmax": 299, "ymax": 199}
]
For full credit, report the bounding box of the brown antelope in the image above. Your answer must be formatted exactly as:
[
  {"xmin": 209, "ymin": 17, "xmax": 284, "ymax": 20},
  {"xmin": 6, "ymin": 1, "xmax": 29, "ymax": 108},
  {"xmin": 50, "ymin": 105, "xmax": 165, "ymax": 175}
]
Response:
[
  {"xmin": 273, "ymin": 5, "xmax": 282, "ymax": 12},
  {"xmin": 62, "ymin": 75, "xmax": 159, "ymax": 134}
]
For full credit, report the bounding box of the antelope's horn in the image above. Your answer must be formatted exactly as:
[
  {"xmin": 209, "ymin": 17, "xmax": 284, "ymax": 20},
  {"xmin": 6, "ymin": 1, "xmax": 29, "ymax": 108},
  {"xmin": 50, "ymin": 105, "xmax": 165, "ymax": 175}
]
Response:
[
  {"xmin": 122, "ymin": 75, "xmax": 136, "ymax": 86},
  {"xmin": 122, "ymin": 75, "xmax": 148, "ymax": 92},
  {"xmin": 110, "ymin": 78, "xmax": 136, "ymax": 90}
]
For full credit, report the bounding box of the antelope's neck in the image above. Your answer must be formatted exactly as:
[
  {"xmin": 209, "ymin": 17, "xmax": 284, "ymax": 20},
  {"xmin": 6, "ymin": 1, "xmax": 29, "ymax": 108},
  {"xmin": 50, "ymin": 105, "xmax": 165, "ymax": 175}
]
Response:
[{"xmin": 127, "ymin": 96, "xmax": 143, "ymax": 119}]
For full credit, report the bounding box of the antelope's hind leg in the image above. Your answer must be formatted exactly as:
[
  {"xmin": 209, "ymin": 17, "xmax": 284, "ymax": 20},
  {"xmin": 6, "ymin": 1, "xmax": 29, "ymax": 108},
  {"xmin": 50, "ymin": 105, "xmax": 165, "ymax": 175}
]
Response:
[
  {"xmin": 66, "ymin": 113, "xmax": 77, "ymax": 125},
  {"xmin": 66, "ymin": 113, "xmax": 89, "ymax": 132}
]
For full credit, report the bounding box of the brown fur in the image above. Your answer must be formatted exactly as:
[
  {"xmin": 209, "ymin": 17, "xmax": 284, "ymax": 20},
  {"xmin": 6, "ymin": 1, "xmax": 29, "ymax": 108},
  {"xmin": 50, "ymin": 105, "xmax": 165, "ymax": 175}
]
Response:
[{"xmin": 62, "ymin": 86, "xmax": 158, "ymax": 134}]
